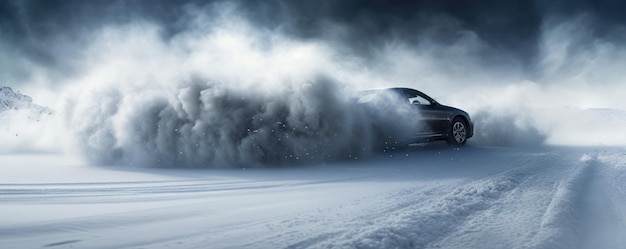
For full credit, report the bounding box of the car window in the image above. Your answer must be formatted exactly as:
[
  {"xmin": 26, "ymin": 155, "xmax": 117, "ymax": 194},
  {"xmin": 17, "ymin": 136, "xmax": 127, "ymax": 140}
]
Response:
[
  {"xmin": 408, "ymin": 95, "xmax": 431, "ymax": 105},
  {"xmin": 403, "ymin": 89, "xmax": 432, "ymax": 106},
  {"xmin": 357, "ymin": 89, "xmax": 431, "ymax": 106}
]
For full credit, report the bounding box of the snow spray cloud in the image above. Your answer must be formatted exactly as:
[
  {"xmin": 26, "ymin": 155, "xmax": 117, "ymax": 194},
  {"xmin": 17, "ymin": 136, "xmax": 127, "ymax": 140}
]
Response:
[
  {"xmin": 66, "ymin": 76, "xmax": 418, "ymax": 167},
  {"xmin": 60, "ymin": 11, "xmax": 420, "ymax": 167}
]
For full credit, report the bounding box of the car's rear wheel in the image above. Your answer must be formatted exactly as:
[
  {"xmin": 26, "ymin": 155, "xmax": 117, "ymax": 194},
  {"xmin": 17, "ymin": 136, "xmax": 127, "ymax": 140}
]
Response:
[{"xmin": 447, "ymin": 117, "xmax": 467, "ymax": 146}]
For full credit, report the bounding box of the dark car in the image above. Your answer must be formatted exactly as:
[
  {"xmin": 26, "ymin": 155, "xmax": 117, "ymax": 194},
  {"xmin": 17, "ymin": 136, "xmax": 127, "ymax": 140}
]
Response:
[{"xmin": 357, "ymin": 87, "xmax": 473, "ymax": 146}]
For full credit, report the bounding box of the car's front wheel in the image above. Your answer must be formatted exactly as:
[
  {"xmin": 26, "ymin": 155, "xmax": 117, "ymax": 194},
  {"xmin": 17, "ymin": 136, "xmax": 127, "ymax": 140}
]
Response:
[{"xmin": 447, "ymin": 117, "xmax": 467, "ymax": 146}]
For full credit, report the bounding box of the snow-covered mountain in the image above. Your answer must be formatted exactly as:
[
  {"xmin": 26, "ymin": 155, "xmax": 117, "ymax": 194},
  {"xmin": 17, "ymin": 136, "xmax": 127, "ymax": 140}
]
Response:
[
  {"xmin": 0, "ymin": 87, "xmax": 57, "ymax": 153},
  {"xmin": 0, "ymin": 86, "xmax": 49, "ymax": 114},
  {"xmin": 0, "ymin": 87, "xmax": 33, "ymax": 112}
]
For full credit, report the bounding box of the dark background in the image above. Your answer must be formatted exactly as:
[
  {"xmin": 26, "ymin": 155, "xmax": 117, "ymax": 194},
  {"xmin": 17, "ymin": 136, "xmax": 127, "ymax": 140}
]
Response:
[{"xmin": 1, "ymin": 0, "xmax": 625, "ymax": 87}]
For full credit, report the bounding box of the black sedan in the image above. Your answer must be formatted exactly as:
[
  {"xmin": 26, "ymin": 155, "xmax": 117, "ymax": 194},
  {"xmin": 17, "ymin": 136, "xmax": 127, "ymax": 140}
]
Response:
[{"xmin": 357, "ymin": 87, "xmax": 473, "ymax": 146}]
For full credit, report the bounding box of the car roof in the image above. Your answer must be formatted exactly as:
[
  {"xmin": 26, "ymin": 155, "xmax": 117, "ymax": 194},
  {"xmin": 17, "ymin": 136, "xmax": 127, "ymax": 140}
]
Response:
[{"xmin": 359, "ymin": 87, "xmax": 421, "ymax": 95}]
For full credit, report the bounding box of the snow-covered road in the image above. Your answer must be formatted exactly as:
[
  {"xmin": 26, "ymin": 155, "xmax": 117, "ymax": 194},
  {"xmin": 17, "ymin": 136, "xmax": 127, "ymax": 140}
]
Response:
[{"xmin": 1, "ymin": 145, "xmax": 625, "ymax": 249}]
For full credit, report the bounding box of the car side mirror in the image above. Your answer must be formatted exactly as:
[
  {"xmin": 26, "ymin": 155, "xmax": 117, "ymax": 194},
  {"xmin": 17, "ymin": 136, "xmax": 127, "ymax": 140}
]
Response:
[{"xmin": 411, "ymin": 100, "xmax": 420, "ymax": 105}]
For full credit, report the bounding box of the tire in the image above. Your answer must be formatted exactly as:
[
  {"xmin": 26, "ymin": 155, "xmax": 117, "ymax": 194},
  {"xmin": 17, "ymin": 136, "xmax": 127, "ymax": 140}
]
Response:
[{"xmin": 447, "ymin": 117, "xmax": 467, "ymax": 146}]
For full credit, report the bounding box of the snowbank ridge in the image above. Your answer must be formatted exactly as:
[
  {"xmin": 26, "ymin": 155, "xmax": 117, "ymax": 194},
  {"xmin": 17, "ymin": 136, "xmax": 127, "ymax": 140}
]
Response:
[{"xmin": 530, "ymin": 154, "xmax": 596, "ymax": 249}]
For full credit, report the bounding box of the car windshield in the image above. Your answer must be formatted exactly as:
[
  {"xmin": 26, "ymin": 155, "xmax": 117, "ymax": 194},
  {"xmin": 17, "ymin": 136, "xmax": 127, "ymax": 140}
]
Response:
[
  {"xmin": 357, "ymin": 88, "xmax": 437, "ymax": 106},
  {"xmin": 356, "ymin": 89, "xmax": 404, "ymax": 104}
]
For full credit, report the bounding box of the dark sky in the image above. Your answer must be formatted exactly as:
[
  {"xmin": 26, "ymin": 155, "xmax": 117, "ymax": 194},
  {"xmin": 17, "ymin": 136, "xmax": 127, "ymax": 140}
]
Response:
[{"xmin": 1, "ymin": 0, "xmax": 625, "ymax": 87}]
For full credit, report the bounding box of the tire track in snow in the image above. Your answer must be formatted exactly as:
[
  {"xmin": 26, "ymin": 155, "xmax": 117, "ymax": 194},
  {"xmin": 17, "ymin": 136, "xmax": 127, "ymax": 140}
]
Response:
[
  {"xmin": 346, "ymin": 171, "xmax": 528, "ymax": 249},
  {"xmin": 0, "ymin": 176, "xmax": 370, "ymax": 204},
  {"xmin": 250, "ymin": 182, "xmax": 456, "ymax": 249},
  {"xmin": 298, "ymin": 165, "xmax": 539, "ymax": 249},
  {"xmin": 0, "ymin": 177, "xmax": 372, "ymax": 243},
  {"xmin": 233, "ymin": 180, "xmax": 456, "ymax": 249},
  {"xmin": 528, "ymin": 153, "xmax": 596, "ymax": 249},
  {"xmin": 254, "ymin": 150, "xmax": 548, "ymax": 249},
  {"xmin": 579, "ymin": 150, "xmax": 626, "ymax": 249}
]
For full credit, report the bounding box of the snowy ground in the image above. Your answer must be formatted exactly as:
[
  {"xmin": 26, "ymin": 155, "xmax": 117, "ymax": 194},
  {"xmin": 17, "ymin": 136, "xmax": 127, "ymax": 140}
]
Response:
[{"xmin": 1, "ymin": 144, "xmax": 626, "ymax": 249}]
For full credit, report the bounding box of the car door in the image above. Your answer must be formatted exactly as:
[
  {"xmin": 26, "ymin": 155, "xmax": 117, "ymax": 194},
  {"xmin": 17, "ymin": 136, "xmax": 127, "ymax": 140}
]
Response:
[{"xmin": 404, "ymin": 89, "xmax": 449, "ymax": 137}]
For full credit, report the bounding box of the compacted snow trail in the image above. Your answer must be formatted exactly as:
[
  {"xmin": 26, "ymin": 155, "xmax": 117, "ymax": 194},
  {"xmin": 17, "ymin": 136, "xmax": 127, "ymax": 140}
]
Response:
[
  {"xmin": 1, "ymin": 145, "xmax": 625, "ymax": 249},
  {"xmin": 579, "ymin": 150, "xmax": 626, "ymax": 248}
]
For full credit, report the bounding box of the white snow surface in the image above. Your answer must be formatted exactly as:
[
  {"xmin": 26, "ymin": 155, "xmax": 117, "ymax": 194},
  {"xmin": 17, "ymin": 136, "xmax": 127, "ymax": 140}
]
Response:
[{"xmin": 2, "ymin": 145, "xmax": 626, "ymax": 249}]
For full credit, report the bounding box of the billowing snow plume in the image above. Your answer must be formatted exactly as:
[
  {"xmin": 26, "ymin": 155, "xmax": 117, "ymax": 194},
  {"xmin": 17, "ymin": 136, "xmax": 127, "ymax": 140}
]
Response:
[
  {"xmin": 65, "ymin": 77, "xmax": 420, "ymax": 167},
  {"xmin": 471, "ymin": 109, "xmax": 547, "ymax": 147},
  {"xmin": 61, "ymin": 17, "xmax": 421, "ymax": 167}
]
